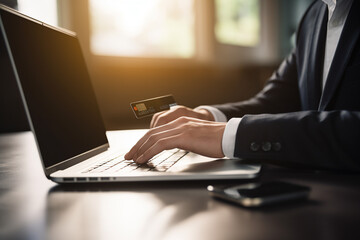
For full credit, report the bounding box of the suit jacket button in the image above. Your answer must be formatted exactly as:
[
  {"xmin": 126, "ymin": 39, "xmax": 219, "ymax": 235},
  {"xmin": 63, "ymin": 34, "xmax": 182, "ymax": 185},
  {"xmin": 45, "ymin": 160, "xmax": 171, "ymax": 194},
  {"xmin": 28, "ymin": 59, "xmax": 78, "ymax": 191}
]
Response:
[
  {"xmin": 250, "ymin": 142, "xmax": 260, "ymax": 152},
  {"xmin": 273, "ymin": 142, "xmax": 282, "ymax": 151},
  {"xmin": 262, "ymin": 142, "xmax": 271, "ymax": 152}
]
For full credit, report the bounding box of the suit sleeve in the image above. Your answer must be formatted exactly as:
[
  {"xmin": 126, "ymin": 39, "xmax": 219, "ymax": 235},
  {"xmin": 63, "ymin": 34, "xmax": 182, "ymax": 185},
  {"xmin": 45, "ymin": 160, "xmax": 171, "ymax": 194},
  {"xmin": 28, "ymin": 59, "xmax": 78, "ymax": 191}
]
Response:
[
  {"xmin": 212, "ymin": 51, "xmax": 360, "ymax": 171},
  {"xmin": 211, "ymin": 50, "xmax": 302, "ymax": 119},
  {"xmin": 235, "ymin": 111, "xmax": 360, "ymax": 171}
]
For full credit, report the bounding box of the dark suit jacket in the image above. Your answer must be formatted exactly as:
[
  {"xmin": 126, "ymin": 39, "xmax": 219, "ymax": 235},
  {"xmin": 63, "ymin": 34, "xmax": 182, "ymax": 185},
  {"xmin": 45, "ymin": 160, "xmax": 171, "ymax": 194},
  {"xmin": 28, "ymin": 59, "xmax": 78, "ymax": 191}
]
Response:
[{"xmin": 212, "ymin": 0, "xmax": 360, "ymax": 171}]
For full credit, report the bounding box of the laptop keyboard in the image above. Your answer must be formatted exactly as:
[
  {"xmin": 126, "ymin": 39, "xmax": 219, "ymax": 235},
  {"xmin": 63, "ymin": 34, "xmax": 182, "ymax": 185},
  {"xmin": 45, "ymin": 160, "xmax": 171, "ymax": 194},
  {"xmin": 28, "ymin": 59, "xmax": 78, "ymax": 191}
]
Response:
[{"xmin": 82, "ymin": 149, "xmax": 188, "ymax": 174}]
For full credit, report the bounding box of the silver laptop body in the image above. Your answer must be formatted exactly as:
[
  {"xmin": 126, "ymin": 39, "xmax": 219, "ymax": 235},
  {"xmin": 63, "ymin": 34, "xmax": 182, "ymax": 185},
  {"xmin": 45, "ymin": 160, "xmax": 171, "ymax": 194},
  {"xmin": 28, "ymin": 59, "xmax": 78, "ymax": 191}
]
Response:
[{"xmin": 0, "ymin": 5, "xmax": 260, "ymax": 183}]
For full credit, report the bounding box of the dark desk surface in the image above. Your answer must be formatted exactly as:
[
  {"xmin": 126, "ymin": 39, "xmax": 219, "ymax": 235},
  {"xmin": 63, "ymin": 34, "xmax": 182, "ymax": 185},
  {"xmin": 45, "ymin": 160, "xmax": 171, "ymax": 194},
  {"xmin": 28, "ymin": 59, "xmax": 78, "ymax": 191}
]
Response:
[{"xmin": 1, "ymin": 131, "xmax": 360, "ymax": 240}]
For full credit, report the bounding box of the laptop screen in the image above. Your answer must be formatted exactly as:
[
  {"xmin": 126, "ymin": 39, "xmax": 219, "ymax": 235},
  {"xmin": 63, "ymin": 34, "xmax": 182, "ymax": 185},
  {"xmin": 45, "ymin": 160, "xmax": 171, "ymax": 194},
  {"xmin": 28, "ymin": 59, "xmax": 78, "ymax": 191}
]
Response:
[{"xmin": 0, "ymin": 8, "xmax": 108, "ymax": 168}]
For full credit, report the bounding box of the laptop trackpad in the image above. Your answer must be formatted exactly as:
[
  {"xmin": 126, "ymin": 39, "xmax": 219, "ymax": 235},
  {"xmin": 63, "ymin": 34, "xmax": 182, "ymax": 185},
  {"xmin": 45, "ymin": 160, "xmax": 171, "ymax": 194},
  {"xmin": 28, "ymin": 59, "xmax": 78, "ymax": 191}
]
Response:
[{"xmin": 168, "ymin": 152, "xmax": 254, "ymax": 173}]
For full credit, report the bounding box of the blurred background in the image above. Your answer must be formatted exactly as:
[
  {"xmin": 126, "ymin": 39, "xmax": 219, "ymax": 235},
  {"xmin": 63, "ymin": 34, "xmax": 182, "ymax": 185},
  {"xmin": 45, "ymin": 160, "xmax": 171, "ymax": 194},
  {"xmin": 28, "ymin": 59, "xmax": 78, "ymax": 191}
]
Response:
[{"xmin": 0, "ymin": 0, "xmax": 313, "ymax": 132}]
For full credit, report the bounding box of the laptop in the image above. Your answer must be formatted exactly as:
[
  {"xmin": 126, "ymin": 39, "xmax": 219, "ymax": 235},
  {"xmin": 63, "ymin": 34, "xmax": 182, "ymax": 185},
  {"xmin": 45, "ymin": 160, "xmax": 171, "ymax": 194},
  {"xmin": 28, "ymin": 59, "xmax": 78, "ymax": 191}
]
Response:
[{"xmin": 0, "ymin": 5, "xmax": 260, "ymax": 183}]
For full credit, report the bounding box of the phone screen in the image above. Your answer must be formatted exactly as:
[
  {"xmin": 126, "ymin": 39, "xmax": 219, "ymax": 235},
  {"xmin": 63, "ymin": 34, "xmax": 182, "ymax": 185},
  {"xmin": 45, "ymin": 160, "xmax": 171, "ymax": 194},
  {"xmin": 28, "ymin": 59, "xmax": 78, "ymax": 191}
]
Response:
[
  {"xmin": 234, "ymin": 182, "xmax": 309, "ymax": 198},
  {"xmin": 208, "ymin": 181, "xmax": 310, "ymax": 207}
]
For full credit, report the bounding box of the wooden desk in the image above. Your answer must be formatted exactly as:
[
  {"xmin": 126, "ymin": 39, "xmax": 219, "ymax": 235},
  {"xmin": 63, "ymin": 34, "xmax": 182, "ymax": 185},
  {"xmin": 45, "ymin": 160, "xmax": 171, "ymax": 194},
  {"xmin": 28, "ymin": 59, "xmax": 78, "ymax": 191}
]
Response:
[{"xmin": 1, "ymin": 131, "xmax": 360, "ymax": 240}]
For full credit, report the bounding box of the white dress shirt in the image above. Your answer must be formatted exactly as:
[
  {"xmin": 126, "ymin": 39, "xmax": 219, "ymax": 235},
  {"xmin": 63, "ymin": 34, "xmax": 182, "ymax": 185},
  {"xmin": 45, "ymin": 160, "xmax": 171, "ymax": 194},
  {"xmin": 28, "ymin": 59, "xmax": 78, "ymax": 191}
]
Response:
[
  {"xmin": 321, "ymin": 0, "xmax": 352, "ymax": 89},
  {"xmin": 198, "ymin": 0, "xmax": 353, "ymax": 158}
]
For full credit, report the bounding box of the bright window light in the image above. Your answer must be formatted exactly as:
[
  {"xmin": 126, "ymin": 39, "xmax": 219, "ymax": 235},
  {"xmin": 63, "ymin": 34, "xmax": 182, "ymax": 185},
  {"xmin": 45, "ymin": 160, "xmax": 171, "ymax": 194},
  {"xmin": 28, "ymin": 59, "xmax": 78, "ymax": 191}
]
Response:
[
  {"xmin": 215, "ymin": 0, "xmax": 260, "ymax": 47},
  {"xmin": 89, "ymin": 0, "xmax": 195, "ymax": 58},
  {"xmin": 18, "ymin": 0, "xmax": 58, "ymax": 26}
]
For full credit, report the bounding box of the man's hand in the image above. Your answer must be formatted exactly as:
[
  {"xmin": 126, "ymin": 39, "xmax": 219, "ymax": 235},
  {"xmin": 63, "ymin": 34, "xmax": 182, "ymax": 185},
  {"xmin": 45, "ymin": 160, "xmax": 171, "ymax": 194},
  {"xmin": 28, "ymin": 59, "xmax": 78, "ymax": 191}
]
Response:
[
  {"xmin": 150, "ymin": 105, "xmax": 215, "ymax": 128},
  {"xmin": 124, "ymin": 117, "xmax": 226, "ymax": 164}
]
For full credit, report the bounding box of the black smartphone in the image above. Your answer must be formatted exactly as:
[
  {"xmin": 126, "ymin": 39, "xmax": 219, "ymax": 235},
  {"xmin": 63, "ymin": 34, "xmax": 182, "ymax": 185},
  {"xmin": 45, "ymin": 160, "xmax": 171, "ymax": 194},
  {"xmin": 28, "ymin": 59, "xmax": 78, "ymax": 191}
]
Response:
[{"xmin": 207, "ymin": 181, "xmax": 311, "ymax": 208}]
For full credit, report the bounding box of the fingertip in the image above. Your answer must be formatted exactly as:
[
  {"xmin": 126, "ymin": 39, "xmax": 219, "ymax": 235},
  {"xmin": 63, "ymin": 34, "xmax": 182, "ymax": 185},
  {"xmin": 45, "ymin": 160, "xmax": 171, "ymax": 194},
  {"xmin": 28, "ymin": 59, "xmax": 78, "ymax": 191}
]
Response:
[
  {"xmin": 125, "ymin": 151, "xmax": 135, "ymax": 160},
  {"xmin": 136, "ymin": 155, "xmax": 145, "ymax": 164}
]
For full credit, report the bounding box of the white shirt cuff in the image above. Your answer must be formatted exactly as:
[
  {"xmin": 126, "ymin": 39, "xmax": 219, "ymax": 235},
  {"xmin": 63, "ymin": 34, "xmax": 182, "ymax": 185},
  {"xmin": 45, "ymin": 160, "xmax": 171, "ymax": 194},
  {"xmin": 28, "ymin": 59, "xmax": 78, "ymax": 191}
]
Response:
[
  {"xmin": 222, "ymin": 118, "xmax": 242, "ymax": 158},
  {"xmin": 195, "ymin": 106, "xmax": 227, "ymax": 122}
]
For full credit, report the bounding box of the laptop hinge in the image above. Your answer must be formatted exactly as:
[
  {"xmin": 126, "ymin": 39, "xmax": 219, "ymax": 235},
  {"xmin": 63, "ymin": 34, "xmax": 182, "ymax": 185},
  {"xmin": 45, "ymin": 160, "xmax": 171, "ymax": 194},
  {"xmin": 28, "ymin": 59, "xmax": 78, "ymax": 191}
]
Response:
[{"xmin": 45, "ymin": 143, "xmax": 109, "ymax": 176}]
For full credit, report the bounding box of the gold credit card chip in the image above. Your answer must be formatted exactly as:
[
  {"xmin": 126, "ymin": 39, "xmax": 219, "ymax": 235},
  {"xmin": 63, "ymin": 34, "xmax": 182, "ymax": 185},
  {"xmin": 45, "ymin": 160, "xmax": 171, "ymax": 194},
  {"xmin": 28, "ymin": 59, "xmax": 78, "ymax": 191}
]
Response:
[{"xmin": 135, "ymin": 103, "xmax": 147, "ymax": 111}]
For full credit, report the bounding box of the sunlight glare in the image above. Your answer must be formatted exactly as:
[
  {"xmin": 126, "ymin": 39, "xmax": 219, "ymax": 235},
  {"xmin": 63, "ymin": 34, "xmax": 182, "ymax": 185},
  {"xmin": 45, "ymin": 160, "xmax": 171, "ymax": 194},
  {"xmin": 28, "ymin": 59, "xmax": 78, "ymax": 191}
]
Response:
[{"xmin": 90, "ymin": 0, "xmax": 194, "ymax": 58}]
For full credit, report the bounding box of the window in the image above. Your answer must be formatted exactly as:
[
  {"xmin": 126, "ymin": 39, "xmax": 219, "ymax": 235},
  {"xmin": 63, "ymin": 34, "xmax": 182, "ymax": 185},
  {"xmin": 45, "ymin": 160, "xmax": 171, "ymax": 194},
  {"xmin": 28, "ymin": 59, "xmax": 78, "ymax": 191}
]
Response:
[
  {"xmin": 215, "ymin": 0, "xmax": 260, "ymax": 47},
  {"xmin": 89, "ymin": 0, "xmax": 195, "ymax": 58},
  {"xmin": 17, "ymin": 0, "xmax": 58, "ymax": 26},
  {"xmin": 87, "ymin": 0, "xmax": 263, "ymax": 61}
]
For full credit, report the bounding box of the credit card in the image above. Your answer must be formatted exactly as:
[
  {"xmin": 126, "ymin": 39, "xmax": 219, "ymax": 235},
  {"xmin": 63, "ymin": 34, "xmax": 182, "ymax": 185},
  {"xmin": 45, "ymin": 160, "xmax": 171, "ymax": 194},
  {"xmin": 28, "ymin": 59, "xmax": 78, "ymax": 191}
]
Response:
[{"xmin": 130, "ymin": 95, "xmax": 177, "ymax": 119}]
